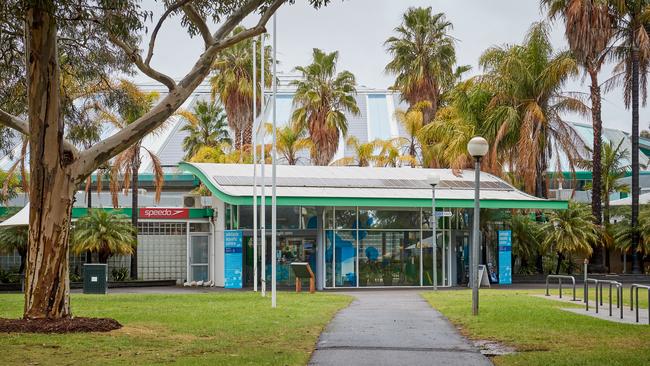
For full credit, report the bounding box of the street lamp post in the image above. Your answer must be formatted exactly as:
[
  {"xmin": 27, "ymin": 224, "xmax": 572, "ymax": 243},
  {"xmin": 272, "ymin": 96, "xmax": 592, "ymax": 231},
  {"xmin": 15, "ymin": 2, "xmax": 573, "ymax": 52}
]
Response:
[
  {"xmin": 467, "ymin": 136, "xmax": 489, "ymax": 316},
  {"xmin": 426, "ymin": 173, "xmax": 440, "ymax": 290}
]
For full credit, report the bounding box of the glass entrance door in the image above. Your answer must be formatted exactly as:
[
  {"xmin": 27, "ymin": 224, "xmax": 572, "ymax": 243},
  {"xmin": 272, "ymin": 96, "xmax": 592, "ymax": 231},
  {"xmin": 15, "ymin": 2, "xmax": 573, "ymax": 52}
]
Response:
[{"xmin": 189, "ymin": 235, "xmax": 209, "ymax": 281}]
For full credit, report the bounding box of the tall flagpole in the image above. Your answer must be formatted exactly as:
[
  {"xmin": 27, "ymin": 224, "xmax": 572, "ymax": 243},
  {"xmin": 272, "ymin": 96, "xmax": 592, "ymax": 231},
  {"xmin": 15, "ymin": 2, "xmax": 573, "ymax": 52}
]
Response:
[
  {"xmin": 271, "ymin": 13, "xmax": 278, "ymax": 309},
  {"xmin": 252, "ymin": 36, "xmax": 258, "ymax": 292},
  {"xmin": 260, "ymin": 32, "xmax": 267, "ymax": 298}
]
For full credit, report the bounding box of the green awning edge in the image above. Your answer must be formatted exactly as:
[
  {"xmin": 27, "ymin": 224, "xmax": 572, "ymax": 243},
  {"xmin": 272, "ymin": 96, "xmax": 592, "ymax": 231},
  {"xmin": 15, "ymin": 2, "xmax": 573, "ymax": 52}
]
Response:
[{"xmin": 179, "ymin": 162, "xmax": 568, "ymax": 210}]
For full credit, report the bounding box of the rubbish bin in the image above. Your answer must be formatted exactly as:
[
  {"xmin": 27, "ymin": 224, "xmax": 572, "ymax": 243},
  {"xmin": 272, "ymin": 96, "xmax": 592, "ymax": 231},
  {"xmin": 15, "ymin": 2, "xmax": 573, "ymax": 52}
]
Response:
[{"xmin": 83, "ymin": 263, "xmax": 108, "ymax": 294}]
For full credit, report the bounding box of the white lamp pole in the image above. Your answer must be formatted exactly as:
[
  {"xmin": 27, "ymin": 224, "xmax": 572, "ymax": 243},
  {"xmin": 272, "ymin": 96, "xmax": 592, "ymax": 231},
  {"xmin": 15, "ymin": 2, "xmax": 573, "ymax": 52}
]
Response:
[
  {"xmin": 426, "ymin": 173, "xmax": 440, "ymax": 290},
  {"xmin": 252, "ymin": 36, "xmax": 258, "ymax": 292},
  {"xmin": 271, "ymin": 13, "xmax": 278, "ymax": 309},
  {"xmin": 260, "ymin": 32, "xmax": 266, "ymax": 298},
  {"xmin": 467, "ymin": 136, "xmax": 489, "ymax": 316}
]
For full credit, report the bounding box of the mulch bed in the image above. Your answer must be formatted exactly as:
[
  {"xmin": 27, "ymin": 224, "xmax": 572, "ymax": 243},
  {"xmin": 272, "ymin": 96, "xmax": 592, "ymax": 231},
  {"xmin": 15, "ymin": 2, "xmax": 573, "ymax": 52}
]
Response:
[{"xmin": 0, "ymin": 317, "xmax": 122, "ymax": 333}]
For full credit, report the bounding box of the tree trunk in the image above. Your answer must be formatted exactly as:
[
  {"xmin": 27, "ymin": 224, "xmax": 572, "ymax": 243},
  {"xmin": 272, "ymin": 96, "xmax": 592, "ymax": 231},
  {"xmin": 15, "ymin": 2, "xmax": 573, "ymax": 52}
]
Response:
[
  {"xmin": 589, "ymin": 69, "xmax": 606, "ymax": 271},
  {"xmin": 535, "ymin": 151, "xmax": 548, "ymax": 198},
  {"xmin": 555, "ymin": 252, "xmax": 564, "ymax": 275},
  {"xmin": 23, "ymin": 5, "xmax": 78, "ymax": 320},
  {"xmin": 130, "ymin": 153, "xmax": 140, "ymax": 280},
  {"xmin": 631, "ymin": 48, "xmax": 642, "ymax": 274}
]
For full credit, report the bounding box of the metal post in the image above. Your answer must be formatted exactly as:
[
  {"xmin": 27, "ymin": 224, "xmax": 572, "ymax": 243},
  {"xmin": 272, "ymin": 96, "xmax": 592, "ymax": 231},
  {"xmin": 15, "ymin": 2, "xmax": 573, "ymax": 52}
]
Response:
[
  {"xmin": 252, "ymin": 37, "xmax": 258, "ymax": 293},
  {"xmin": 472, "ymin": 157, "xmax": 481, "ymax": 316},
  {"xmin": 271, "ymin": 13, "xmax": 277, "ymax": 309},
  {"xmin": 432, "ymin": 185, "xmax": 437, "ymax": 291},
  {"xmin": 260, "ymin": 32, "xmax": 266, "ymax": 298},
  {"xmin": 609, "ymin": 283, "xmax": 612, "ymax": 317},
  {"xmin": 583, "ymin": 259, "xmax": 588, "ymax": 304}
]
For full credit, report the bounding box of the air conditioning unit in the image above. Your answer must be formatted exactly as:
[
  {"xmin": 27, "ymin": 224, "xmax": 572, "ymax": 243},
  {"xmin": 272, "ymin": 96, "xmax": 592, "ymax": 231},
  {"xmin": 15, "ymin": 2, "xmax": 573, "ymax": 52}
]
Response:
[{"xmin": 183, "ymin": 194, "xmax": 202, "ymax": 208}]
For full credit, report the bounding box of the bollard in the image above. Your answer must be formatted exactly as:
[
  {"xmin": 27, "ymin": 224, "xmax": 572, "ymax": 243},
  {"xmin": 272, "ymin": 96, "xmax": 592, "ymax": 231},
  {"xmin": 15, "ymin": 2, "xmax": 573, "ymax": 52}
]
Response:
[{"xmin": 583, "ymin": 259, "xmax": 588, "ymax": 305}]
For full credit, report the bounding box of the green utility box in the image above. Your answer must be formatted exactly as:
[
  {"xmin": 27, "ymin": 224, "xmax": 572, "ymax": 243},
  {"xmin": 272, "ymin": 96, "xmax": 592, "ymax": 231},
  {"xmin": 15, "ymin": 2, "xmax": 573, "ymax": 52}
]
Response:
[{"xmin": 83, "ymin": 264, "xmax": 108, "ymax": 294}]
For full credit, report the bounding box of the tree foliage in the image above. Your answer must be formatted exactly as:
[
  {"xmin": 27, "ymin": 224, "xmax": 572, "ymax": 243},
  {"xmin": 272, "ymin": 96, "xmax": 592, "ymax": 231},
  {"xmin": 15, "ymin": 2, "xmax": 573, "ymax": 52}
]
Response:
[{"xmin": 71, "ymin": 209, "xmax": 136, "ymax": 264}]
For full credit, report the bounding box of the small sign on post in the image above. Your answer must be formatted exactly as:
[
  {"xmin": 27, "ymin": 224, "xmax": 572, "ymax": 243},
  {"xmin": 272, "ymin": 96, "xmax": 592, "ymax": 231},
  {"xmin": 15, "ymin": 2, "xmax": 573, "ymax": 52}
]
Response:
[{"xmin": 290, "ymin": 262, "xmax": 315, "ymax": 294}]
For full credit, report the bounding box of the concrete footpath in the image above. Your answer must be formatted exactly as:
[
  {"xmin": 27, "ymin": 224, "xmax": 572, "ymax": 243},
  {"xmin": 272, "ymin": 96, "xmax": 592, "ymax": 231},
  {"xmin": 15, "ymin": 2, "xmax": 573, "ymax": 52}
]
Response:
[{"xmin": 309, "ymin": 291, "xmax": 492, "ymax": 366}]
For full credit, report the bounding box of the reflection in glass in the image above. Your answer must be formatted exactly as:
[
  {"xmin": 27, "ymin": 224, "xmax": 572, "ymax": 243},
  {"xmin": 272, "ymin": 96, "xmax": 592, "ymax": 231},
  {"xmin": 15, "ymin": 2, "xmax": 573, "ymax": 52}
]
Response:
[
  {"xmin": 358, "ymin": 231, "xmax": 420, "ymax": 286},
  {"xmin": 358, "ymin": 209, "xmax": 420, "ymax": 230},
  {"xmin": 326, "ymin": 230, "xmax": 357, "ymax": 287}
]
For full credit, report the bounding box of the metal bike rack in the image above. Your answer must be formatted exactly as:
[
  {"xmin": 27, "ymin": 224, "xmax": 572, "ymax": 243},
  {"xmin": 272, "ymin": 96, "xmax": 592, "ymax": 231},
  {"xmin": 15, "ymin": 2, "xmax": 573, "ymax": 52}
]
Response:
[
  {"xmin": 630, "ymin": 284, "xmax": 650, "ymax": 324},
  {"xmin": 596, "ymin": 279, "xmax": 623, "ymax": 319},
  {"xmin": 546, "ymin": 275, "xmax": 576, "ymax": 301},
  {"xmin": 585, "ymin": 278, "xmax": 599, "ymax": 313}
]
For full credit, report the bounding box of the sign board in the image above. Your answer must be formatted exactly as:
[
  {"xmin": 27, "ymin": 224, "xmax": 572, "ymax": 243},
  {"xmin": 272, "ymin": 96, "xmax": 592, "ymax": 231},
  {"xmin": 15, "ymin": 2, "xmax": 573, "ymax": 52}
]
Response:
[
  {"xmin": 498, "ymin": 230, "xmax": 512, "ymax": 285},
  {"xmin": 435, "ymin": 211, "xmax": 454, "ymax": 218},
  {"xmin": 290, "ymin": 262, "xmax": 313, "ymax": 278},
  {"xmin": 139, "ymin": 207, "xmax": 189, "ymax": 219},
  {"xmin": 224, "ymin": 230, "xmax": 243, "ymax": 289},
  {"xmin": 477, "ymin": 264, "xmax": 491, "ymax": 288}
]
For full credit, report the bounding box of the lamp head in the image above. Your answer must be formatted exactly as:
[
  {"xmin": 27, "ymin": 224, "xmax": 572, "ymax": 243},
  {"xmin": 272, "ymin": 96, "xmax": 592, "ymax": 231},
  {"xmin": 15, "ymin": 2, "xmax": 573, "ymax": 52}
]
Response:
[
  {"xmin": 467, "ymin": 136, "xmax": 489, "ymax": 158},
  {"xmin": 426, "ymin": 173, "xmax": 441, "ymax": 187}
]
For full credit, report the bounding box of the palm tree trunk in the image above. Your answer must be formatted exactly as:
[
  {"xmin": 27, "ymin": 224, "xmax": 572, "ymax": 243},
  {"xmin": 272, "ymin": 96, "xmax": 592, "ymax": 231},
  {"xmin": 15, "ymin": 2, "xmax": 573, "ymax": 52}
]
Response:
[
  {"xmin": 535, "ymin": 153, "xmax": 548, "ymax": 198},
  {"xmin": 130, "ymin": 153, "xmax": 140, "ymax": 280},
  {"xmin": 631, "ymin": 48, "xmax": 642, "ymax": 274},
  {"xmin": 589, "ymin": 69, "xmax": 606, "ymax": 271},
  {"xmin": 555, "ymin": 252, "xmax": 564, "ymax": 275}
]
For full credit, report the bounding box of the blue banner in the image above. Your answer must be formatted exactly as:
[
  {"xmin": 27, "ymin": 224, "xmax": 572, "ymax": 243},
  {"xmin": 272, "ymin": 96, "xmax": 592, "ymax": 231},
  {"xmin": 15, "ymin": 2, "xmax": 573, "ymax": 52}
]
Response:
[
  {"xmin": 224, "ymin": 230, "xmax": 243, "ymax": 289},
  {"xmin": 498, "ymin": 230, "xmax": 512, "ymax": 285}
]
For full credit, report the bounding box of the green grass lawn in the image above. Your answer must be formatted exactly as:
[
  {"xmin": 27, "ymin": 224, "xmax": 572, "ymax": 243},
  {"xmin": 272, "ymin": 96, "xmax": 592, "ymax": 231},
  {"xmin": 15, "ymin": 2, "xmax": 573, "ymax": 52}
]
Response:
[
  {"xmin": 0, "ymin": 292, "xmax": 351, "ymax": 366},
  {"xmin": 422, "ymin": 289, "xmax": 650, "ymax": 366}
]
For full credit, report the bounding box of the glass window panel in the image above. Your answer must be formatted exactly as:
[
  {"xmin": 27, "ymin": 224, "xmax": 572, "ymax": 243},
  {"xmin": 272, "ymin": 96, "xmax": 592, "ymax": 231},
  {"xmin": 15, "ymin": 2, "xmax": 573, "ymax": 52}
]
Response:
[
  {"xmin": 191, "ymin": 236, "xmax": 209, "ymax": 264},
  {"xmin": 238, "ymin": 205, "xmax": 300, "ymax": 229},
  {"xmin": 190, "ymin": 222, "xmax": 210, "ymax": 232},
  {"xmin": 328, "ymin": 230, "xmax": 357, "ymax": 287},
  {"xmin": 359, "ymin": 208, "xmax": 420, "ymax": 230},
  {"xmin": 367, "ymin": 94, "xmax": 391, "ymax": 140},
  {"xmin": 301, "ymin": 206, "xmax": 318, "ymax": 229},
  {"xmin": 335, "ymin": 208, "xmax": 357, "ymax": 229},
  {"xmin": 324, "ymin": 207, "xmax": 334, "ymax": 230},
  {"xmin": 421, "ymin": 230, "xmax": 445, "ymax": 286},
  {"xmin": 359, "ymin": 231, "xmax": 420, "ymax": 286}
]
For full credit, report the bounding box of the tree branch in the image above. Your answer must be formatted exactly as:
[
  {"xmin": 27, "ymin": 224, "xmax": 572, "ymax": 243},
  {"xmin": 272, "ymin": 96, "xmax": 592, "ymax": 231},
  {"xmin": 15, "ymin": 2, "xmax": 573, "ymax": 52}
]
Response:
[
  {"xmin": 145, "ymin": 0, "xmax": 195, "ymax": 65},
  {"xmin": 0, "ymin": 108, "xmax": 29, "ymax": 135},
  {"xmin": 108, "ymin": 34, "xmax": 177, "ymax": 90},
  {"xmin": 182, "ymin": 4, "xmax": 213, "ymax": 48},
  {"xmin": 73, "ymin": 0, "xmax": 285, "ymax": 180}
]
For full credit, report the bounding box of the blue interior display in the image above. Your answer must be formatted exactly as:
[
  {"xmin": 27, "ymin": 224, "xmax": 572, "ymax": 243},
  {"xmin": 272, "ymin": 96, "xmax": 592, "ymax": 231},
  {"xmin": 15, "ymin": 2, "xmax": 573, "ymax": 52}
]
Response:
[{"xmin": 498, "ymin": 230, "xmax": 512, "ymax": 285}]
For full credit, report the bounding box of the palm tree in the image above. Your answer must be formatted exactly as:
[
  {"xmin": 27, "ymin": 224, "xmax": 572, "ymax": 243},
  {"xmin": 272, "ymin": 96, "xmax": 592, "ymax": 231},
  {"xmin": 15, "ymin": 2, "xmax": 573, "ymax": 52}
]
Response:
[
  {"xmin": 291, "ymin": 49, "xmax": 360, "ymax": 166},
  {"xmin": 385, "ymin": 7, "xmax": 464, "ymax": 124},
  {"xmin": 542, "ymin": 201, "xmax": 599, "ymax": 274},
  {"xmin": 509, "ymin": 212, "xmax": 542, "ymax": 274},
  {"xmin": 394, "ymin": 101, "xmax": 428, "ymax": 166},
  {"xmin": 579, "ymin": 139, "xmax": 631, "ymax": 269},
  {"xmin": 606, "ymin": 0, "xmax": 650, "ymax": 274},
  {"xmin": 265, "ymin": 123, "xmax": 311, "ymax": 165},
  {"xmin": 332, "ymin": 136, "xmax": 382, "ymax": 167},
  {"xmin": 98, "ymin": 80, "xmax": 165, "ymax": 279},
  {"xmin": 177, "ymin": 100, "xmax": 231, "ymax": 160},
  {"xmin": 210, "ymin": 28, "xmax": 272, "ymax": 149},
  {"xmin": 374, "ymin": 138, "xmax": 417, "ymax": 167},
  {"xmin": 543, "ymin": 0, "xmax": 615, "ymax": 228},
  {"xmin": 479, "ymin": 22, "xmax": 587, "ymax": 197},
  {"xmin": 70, "ymin": 209, "xmax": 136, "ymax": 264},
  {"xmin": 419, "ymin": 78, "xmax": 495, "ymax": 172},
  {"xmin": 0, "ymin": 208, "xmax": 28, "ymax": 274}
]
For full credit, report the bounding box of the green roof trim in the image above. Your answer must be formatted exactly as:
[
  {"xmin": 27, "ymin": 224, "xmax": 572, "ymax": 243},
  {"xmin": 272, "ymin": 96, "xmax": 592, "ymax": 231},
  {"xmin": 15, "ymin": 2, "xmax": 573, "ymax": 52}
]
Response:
[{"xmin": 179, "ymin": 162, "xmax": 568, "ymax": 210}]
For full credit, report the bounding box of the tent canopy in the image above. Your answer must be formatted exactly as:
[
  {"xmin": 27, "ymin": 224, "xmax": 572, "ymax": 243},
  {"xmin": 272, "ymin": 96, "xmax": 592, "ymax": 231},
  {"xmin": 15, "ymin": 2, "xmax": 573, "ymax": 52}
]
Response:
[{"xmin": 0, "ymin": 205, "xmax": 29, "ymax": 227}]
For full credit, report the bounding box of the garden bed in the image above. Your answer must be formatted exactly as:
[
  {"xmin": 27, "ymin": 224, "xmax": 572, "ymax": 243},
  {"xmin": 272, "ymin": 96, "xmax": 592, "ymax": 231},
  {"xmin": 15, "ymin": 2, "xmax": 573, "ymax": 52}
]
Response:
[{"xmin": 0, "ymin": 317, "xmax": 121, "ymax": 333}]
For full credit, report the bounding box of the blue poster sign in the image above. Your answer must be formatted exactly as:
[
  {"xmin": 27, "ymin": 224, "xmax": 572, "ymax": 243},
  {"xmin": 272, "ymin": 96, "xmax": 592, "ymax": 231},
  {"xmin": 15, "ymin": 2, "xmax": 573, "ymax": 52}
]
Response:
[
  {"xmin": 498, "ymin": 230, "xmax": 512, "ymax": 285},
  {"xmin": 224, "ymin": 230, "xmax": 243, "ymax": 289}
]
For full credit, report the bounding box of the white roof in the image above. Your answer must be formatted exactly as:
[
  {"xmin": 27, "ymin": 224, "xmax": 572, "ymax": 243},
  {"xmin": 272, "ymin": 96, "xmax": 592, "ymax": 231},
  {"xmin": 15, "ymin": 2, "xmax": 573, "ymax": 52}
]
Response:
[
  {"xmin": 610, "ymin": 193, "xmax": 650, "ymax": 206},
  {"xmin": 0, "ymin": 205, "xmax": 28, "ymax": 227},
  {"xmin": 184, "ymin": 163, "xmax": 560, "ymax": 208}
]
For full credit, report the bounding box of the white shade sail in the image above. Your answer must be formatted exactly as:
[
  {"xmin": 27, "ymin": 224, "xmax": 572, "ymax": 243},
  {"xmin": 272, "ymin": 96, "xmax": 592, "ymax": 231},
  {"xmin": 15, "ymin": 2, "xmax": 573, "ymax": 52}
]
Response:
[{"xmin": 0, "ymin": 205, "xmax": 29, "ymax": 227}]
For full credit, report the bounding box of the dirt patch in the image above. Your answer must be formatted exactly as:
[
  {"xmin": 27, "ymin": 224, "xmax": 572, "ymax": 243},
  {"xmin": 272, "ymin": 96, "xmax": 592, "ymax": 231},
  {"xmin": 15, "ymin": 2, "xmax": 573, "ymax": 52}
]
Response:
[
  {"xmin": 472, "ymin": 339, "xmax": 517, "ymax": 357},
  {"xmin": 0, "ymin": 317, "xmax": 122, "ymax": 334}
]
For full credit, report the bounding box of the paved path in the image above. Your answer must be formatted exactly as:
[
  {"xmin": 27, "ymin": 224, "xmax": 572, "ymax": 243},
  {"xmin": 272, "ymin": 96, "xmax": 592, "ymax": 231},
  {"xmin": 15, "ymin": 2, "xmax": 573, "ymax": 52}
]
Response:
[{"xmin": 309, "ymin": 291, "xmax": 492, "ymax": 366}]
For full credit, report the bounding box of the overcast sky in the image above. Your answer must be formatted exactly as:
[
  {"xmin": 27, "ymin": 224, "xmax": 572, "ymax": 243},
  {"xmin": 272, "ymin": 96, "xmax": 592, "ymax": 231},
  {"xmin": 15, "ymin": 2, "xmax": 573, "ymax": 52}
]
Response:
[{"xmin": 139, "ymin": 0, "xmax": 648, "ymax": 132}]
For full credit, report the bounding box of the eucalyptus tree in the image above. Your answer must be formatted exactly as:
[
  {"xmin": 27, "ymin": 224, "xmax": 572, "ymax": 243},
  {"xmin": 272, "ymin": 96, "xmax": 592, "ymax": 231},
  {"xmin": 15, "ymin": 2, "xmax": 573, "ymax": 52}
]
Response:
[
  {"xmin": 606, "ymin": 0, "xmax": 650, "ymax": 274},
  {"xmin": 479, "ymin": 22, "xmax": 587, "ymax": 198},
  {"xmin": 291, "ymin": 49, "xmax": 360, "ymax": 166},
  {"xmin": 177, "ymin": 100, "xmax": 231, "ymax": 160},
  {"xmin": 0, "ymin": 0, "xmax": 330, "ymax": 320},
  {"xmin": 385, "ymin": 7, "xmax": 464, "ymax": 124},
  {"xmin": 543, "ymin": 0, "xmax": 615, "ymax": 227},
  {"xmin": 210, "ymin": 27, "xmax": 273, "ymax": 149}
]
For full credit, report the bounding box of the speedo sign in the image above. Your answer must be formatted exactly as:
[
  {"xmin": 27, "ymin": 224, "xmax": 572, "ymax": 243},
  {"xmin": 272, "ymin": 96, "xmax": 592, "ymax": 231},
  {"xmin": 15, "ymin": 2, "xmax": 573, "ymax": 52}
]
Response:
[{"xmin": 139, "ymin": 208, "xmax": 189, "ymax": 219}]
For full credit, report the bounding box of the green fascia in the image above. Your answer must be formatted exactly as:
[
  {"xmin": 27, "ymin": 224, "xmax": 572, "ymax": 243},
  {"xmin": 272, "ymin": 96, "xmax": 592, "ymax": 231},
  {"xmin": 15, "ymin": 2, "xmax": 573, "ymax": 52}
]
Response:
[
  {"xmin": 70, "ymin": 207, "xmax": 213, "ymax": 219},
  {"xmin": 89, "ymin": 173, "xmax": 199, "ymax": 185},
  {"xmin": 179, "ymin": 162, "xmax": 568, "ymax": 210}
]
